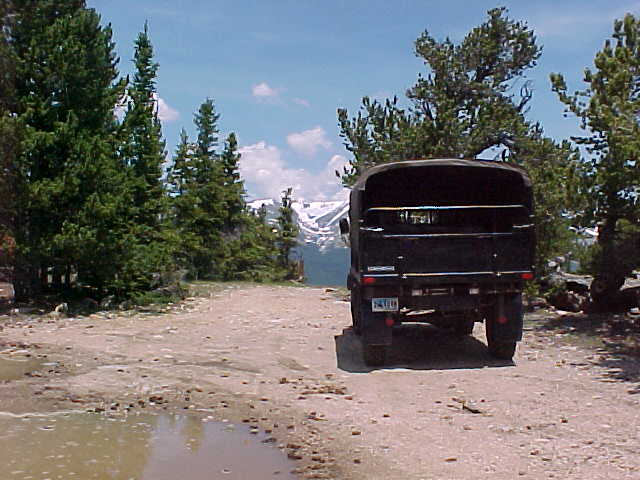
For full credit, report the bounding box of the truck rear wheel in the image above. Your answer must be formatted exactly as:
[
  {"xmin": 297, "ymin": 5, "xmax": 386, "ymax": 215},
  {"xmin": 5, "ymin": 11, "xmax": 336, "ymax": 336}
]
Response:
[
  {"xmin": 484, "ymin": 297, "xmax": 520, "ymax": 360},
  {"xmin": 487, "ymin": 339, "xmax": 516, "ymax": 359},
  {"xmin": 363, "ymin": 344, "xmax": 386, "ymax": 366}
]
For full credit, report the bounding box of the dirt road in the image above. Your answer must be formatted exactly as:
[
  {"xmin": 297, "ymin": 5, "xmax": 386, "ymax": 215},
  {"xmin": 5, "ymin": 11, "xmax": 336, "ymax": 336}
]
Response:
[{"xmin": 1, "ymin": 284, "xmax": 640, "ymax": 479}]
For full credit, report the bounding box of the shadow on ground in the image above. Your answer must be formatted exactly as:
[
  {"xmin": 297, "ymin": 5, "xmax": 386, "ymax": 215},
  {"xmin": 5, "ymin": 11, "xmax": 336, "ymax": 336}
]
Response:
[
  {"xmin": 527, "ymin": 310, "xmax": 640, "ymax": 389},
  {"xmin": 335, "ymin": 324, "xmax": 514, "ymax": 373}
]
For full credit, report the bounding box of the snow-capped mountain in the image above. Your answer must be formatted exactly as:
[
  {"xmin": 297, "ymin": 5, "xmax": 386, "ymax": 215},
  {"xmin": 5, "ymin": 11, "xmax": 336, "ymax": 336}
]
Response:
[
  {"xmin": 247, "ymin": 198, "xmax": 349, "ymax": 252},
  {"xmin": 292, "ymin": 200, "xmax": 349, "ymax": 250},
  {"xmin": 247, "ymin": 198, "xmax": 350, "ymax": 286}
]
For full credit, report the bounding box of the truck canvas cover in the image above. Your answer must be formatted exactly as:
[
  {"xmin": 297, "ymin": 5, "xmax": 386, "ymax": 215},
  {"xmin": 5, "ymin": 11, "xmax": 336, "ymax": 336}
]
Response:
[
  {"xmin": 349, "ymin": 159, "xmax": 534, "ymax": 279},
  {"xmin": 350, "ymin": 158, "xmax": 532, "ymax": 213}
]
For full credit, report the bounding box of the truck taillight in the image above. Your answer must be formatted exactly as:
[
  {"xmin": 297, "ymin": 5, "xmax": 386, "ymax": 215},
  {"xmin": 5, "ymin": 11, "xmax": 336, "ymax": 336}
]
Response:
[
  {"xmin": 521, "ymin": 272, "xmax": 534, "ymax": 280},
  {"xmin": 363, "ymin": 276, "xmax": 376, "ymax": 285}
]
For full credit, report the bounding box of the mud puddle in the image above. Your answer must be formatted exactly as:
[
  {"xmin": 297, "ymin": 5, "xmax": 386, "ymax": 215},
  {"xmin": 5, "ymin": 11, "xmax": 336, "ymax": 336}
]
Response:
[
  {"xmin": 0, "ymin": 355, "xmax": 45, "ymax": 381},
  {"xmin": 0, "ymin": 412, "xmax": 297, "ymax": 479}
]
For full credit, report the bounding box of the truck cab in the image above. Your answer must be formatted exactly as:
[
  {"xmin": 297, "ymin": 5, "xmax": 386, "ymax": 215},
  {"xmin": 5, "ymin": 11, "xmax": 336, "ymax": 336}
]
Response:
[{"xmin": 341, "ymin": 159, "xmax": 535, "ymax": 365}]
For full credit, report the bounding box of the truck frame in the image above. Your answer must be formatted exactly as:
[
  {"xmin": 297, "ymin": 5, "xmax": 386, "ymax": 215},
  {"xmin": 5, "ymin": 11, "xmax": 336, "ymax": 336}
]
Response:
[{"xmin": 340, "ymin": 159, "xmax": 535, "ymax": 366}]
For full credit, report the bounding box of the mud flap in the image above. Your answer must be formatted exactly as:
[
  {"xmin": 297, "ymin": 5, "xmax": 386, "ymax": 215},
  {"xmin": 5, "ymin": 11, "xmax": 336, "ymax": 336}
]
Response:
[
  {"xmin": 490, "ymin": 293, "xmax": 523, "ymax": 342},
  {"xmin": 361, "ymin": 299, "xmax": 393, "ymax": 346}
]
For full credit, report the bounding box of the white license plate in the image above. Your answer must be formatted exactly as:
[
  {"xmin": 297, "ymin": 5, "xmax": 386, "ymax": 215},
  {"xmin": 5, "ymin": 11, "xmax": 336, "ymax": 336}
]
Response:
[{"xmin": 371, "ymin": 297, "xmax": 399, "ymax": 312}]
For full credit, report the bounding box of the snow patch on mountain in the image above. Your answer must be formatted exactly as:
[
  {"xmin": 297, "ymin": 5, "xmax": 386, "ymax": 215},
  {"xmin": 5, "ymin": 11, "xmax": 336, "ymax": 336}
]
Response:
[
  {"xmin": 246, "ymin": 198, "xmax": 275, "ymax": 210},
  {"xmin": 292, "ymin": 200, "xmax": 348, "ymax": 250},
  {"xmin": 247, "ymin": 198, "xmax": 349, "ymax": 251}
]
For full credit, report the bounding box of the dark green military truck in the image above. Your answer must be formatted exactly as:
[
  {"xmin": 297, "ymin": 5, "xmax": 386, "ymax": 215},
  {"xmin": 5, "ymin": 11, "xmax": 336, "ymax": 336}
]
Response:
[{"xmin": 340, "ymin": 159, "xmax": 535, "ymax": 366}]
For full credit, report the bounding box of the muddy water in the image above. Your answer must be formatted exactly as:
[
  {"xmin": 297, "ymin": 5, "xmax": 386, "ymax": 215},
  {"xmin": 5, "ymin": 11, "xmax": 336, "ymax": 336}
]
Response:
[
  {"xmin": 0, "ymin": 412, "xmax": 297, "ymax": 479},
  {"xmin": 0, "ymin": 356, "xmax": 45, "ymax": 381}
]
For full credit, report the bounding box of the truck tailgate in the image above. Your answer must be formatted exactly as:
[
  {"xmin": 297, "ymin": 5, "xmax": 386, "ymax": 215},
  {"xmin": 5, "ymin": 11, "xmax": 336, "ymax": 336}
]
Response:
[{"xmin": 363, "ymin": 232, "xmax": 533, "ymax": 275}]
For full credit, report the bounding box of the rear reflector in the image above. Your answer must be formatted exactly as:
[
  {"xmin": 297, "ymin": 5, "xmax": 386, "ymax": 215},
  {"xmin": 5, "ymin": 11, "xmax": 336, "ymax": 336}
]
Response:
[
  {"xmin": 385, "ymin": 317, "xmax": 395, "ymax": 327},
  {"xmin": 497, "ymin": 316, "xmax": 508, "ymax": 324},
  {"xmin": 521, "ymin": 272, "xmax": 534, "ymax": 280},
  {"xmin": 363, "ymin": 276, "xmax": 376, "ymax": 285}
]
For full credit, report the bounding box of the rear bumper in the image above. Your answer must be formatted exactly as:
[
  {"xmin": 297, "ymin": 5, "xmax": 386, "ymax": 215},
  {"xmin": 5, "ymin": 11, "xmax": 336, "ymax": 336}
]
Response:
[
  {"xmin": 348, "ymin": 270, "xmax": 528, "ymax": 318},
  {"xmin": 352, "ymin": 270, "xmax": 532, "ymax": 286},
  {"xmin": 349, "ymin": 270, "xmax": 528, "ymax": 296}
]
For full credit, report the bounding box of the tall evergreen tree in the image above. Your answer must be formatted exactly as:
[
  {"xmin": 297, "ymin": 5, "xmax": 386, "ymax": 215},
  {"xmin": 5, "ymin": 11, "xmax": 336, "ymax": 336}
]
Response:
[
  {"xmin": 121, "ymin": 22, "xmax": 166, "ymax": 227},
  {"xmin": 0, "ymin": 0, "xmax": 19, "ymax": 274},
  {"xmin": 219, "ymin": 132, "xmax": 246, "ymax": 231},
  {"xmin": 167, "ymin": 101, "xmax": 285, "ymax": 281},
  {"xmin": 166, "ymin": 99, "xmax": 225, "ymax": 279},
  {"xmin": 166, "ymin": 128, "xmax": 193, "ymax": 197},
  {"xmin": 9, "ymin": 0, "xmax": 127, "ymax": 298},
  {"xmin": 551, "ymin": 13, "xmax": 640, "ymax": 305},
  {"xmin": 276, "ymin": 188, "xmax": 299, "ymax": 278},
  {"xmin": 166, "ymin": 129, "xmax": 200, "ymax": 274},
  {"xmin": 194, "ymin": 98, "xmax": 220, "ymax": 159},
  {"xmin": 117, "ymin": 22, "xmax": 175, "ymax": 294},
  {"xmin": 219, "ymin": 207, "xmax": 280, "ymax": 282}
]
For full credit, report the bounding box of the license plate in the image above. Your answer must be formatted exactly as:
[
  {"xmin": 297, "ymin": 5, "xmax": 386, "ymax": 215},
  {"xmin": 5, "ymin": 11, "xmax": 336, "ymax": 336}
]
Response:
[{"xmin": 372, "ymin": 297, "xmax": 399, "ymax": 312}]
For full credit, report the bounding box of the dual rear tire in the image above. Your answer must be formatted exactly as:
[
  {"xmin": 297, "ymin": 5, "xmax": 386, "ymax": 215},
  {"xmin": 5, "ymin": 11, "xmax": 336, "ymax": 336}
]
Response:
[
  {"xmin": 484, "ymin": 296, "xmax": 520, "ymax": 360},
  {"xmin": 486, "ymin": 335, "xmax": 517, "ymax": 359},
  {"xmin": 351, "ymin": 290, "xmax": 387, "ymax": 366}
]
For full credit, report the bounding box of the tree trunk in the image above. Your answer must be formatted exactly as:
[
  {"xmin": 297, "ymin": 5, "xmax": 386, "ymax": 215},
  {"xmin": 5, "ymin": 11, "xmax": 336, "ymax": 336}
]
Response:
[{"xmin": 590, "ymin": 216, "xmax": 625, "ymax": 308}]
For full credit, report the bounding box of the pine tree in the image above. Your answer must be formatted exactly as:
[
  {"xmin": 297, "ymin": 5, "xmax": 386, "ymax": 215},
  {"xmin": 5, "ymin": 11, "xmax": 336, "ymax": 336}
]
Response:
[
  {"xmin": 117, "ymin": 22, "xmax": 175, "ymax": 294},
  {"xmin": 166, "ymin": 129, "xmax": 200, "ymax": 274},
  {"xmin": 219, "ymin": 132, "xmax": 246, "ymax": 231},
  {"xmin": 551, "ymin": 13, "xmax": 640, "ymax": 305},
  {"xmin": 166, "ymin": 99, "xmax": 225, "ymax": 279},
  {"xmin": 121, "ymin": 22, "xmax": 167, "ymax": 227},
  {"xmin": 194, "ymin": 98, "xmax": 220, "ymax": 159},
  {"xmin": 219, "ymin": 209, "xmax": 280, "ymax": 282},
  {"xmin": 276, "ymin": 188, "xmax": 299, "ymax": 278},
  {"xmin": 166, "ymin": 128, "xmax": 193, "ymax": 197},
  {"xmin": 0, "ymin": 0, "xmax": 19, "ymax": 275},
  {"xmin": 166, "ymin": 99, "xmax": 290, "ymax": 282},
  {"xmin": 9, "ymin": 0, "xmax": 128, "ymax": 298}
]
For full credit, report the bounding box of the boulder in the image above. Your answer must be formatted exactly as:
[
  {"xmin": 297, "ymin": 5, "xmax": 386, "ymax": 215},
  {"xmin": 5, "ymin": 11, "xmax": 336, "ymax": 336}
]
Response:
[{"xmin": 548, "ymin": 290, "xmax": 587, "ymax": 313}]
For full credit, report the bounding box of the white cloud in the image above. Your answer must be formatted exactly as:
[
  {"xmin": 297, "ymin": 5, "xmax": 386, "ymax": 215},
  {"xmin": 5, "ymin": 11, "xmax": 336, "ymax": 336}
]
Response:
[
  {"xmin": 252, "ymin": 82, "xmax": 280, "ymax": 99},
  {"xmin": 239, "ymin": 142, "xmax": 347, "ymax": 201},
  {"xmin": 114, "ymin": 93, "xmax": 179, "ymax": 123},
  {"xmin": 286, "ymin": 127, "xmax": 332, "ymax": 157},
  {"xmin": 155, "ymin": 95, "xmax": 180, "ymax": 123},
  {"xmin": 293, "ymin": 97, "xmax": 311, "ymax": 108}
]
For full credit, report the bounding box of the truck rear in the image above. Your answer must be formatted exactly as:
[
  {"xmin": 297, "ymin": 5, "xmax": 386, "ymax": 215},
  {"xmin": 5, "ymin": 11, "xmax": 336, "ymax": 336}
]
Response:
[{"xmin": 341, "ymin": 159, "xmax": 535, "ymax": 366}]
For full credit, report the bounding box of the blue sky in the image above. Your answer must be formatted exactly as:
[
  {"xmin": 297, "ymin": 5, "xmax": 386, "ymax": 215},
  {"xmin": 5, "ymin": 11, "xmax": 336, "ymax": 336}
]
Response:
[{"xmin": 88, "ymin": 0, "xmax": 640, "ymax": 200}]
